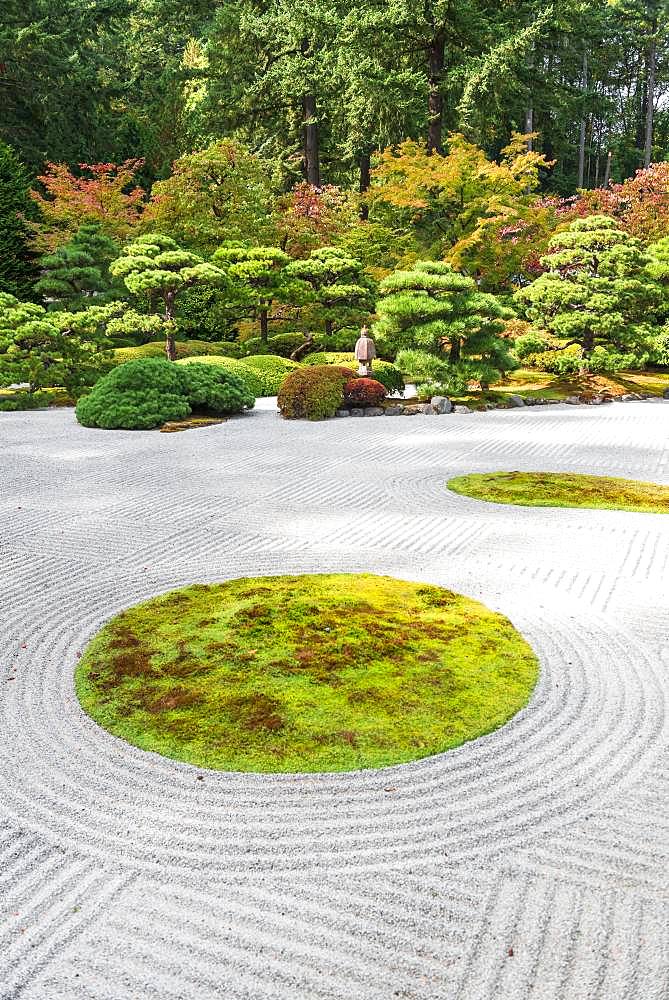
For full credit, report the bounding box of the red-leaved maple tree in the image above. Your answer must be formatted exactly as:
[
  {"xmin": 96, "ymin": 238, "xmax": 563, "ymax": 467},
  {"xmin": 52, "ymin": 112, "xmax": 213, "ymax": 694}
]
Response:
[
  {"xmin": 30, "ymin": 160, "xmax": 146, "ymax": 251},
  {"xmin": 569, "ymin": 163, "xmax": 669, "ymax": 243}
]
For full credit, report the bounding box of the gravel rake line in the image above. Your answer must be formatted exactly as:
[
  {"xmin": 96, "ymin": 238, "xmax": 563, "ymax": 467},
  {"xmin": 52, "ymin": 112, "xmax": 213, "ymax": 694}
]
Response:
[{"xmin": 1, "ymin": 402, "xmax": 668, "ymax": 998}]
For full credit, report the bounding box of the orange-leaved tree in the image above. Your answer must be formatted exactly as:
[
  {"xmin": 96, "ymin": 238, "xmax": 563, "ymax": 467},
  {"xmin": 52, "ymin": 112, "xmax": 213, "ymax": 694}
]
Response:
[
  {"xmin": 368, "ymin": 134, "xmax": 552, "ymax": 261},
  {"xmin": 30, "ymin": 160, "xmax": 146, "ymax": 252}
]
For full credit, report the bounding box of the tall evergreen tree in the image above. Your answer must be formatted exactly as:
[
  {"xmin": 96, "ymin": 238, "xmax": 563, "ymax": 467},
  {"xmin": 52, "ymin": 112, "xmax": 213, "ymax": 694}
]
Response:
[{"xmin": 0, "ymin": 142, "xmax": 35, "ymax": 297}]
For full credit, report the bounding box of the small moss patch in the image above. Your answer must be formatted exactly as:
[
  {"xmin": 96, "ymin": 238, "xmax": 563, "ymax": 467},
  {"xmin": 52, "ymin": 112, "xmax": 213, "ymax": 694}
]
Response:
[
  {"xmin": 75, "ymin": 574, "xmax": 538, "ymax": 773},
  {"xmin": 448, "ymin": 472, "xmax": 669, "ymax": 514},
  {"xmin": 160, "ymin": 416, "xmax": 226, "ymax": 433}
]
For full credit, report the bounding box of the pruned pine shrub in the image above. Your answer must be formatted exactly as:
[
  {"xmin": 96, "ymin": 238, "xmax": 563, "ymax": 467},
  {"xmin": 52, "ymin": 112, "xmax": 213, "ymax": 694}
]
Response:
[
  {"xmin": 76, "ymin": 358, "xmax": 253, "ymax": 430},
  {"xmin": 176, "ymin": 355, "xmax": 265, "ymax": 396}
]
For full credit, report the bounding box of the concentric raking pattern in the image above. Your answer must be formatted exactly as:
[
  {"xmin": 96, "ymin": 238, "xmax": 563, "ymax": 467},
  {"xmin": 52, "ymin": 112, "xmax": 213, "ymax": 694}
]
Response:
[{"xmin": 1, "ymin": 400, "xmax": 668, "ymax": 999}]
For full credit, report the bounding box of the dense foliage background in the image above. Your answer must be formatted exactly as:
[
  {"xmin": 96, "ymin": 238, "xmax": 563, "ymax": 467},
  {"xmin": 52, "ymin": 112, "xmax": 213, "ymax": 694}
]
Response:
[
  {"xmin": 2, "ymin": 0, "xmax": 669, "ymax": 412},
  {"xmin": 2, "ymin": 1, "xmax": 667, "ymax": 188}
]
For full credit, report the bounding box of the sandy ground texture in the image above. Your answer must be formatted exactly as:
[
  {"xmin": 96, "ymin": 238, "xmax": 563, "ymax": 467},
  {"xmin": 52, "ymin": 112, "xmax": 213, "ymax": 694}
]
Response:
[{"xmin": 1, "ymin": 400, "xmax": 668, "ymax": 1000}]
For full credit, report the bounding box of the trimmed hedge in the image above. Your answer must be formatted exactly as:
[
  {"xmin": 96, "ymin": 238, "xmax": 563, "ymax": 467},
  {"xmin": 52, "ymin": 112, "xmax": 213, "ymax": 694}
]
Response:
[
  {"xmin": 302, "ymin": 352, "xmax": 403, "ymax": 393},
  {"xmin": 108, "ymin": 340, "xmax": 241, "ymax": 370},
  {"xmin": 277, "ymin": 365, "xmax": 351, "ymax": 421},
  {"xmin": 76, "ymin": 358, "xmax": 254, "ymax": 430},
  {"xmin": 176, "ymin": 355, "xmax": 265, "ymax": 397},
  {"xmin": 240, "ymin": 333, "xmax": 310, "ymax": 358},
  {"xmin": 242, "ymin": 355, "xmax": 301, "ymax": 394}
]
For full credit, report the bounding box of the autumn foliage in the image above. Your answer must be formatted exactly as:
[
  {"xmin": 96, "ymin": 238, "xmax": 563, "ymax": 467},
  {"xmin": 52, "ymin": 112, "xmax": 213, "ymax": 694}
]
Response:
[
  {"xmin": 275, "ymin": 183, "xmax": 359, "ymax": 257},
  {"xmin": 343, "ymin": 377, "xmax": 386, "ymax": 407},
  {"xmin": 569, "ymin": 163, "xmax": 669, "ymax": 243},
  {"xmin": 30, "ymin": 160, "xmax": 146, "ymax": 251}
]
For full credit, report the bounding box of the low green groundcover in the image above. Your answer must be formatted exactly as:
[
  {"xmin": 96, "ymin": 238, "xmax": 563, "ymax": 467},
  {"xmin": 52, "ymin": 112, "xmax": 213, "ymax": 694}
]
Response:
[
  {"xmin": 448, "ymin": 471, "xmax": 669, "ymax": 513},
  {"xmin": 75, "ymin": 574, "xmax": 538, "ymax": 773}
]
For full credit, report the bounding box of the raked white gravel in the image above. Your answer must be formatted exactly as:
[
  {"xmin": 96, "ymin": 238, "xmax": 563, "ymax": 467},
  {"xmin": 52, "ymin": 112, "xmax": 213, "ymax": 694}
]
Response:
[{"xmin": 0, "ymin": 400, "xmax": 668, "ymax": 1000}]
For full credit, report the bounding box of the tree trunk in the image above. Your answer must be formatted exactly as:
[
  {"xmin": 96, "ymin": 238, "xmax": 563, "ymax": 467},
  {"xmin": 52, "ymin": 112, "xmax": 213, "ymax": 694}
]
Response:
[
  {"xmin": 603, "ymin": 150, "xmax": 612, "ymax": 187},
  {"xmin": 260, "ymin": 308, "xmax": 269, "ymax": 343},
  {"xmin": 577, "ymin": 50, "xmax": 588, "ymax": 188},
  {"xmin": 290, "ymin": 332, "xmax": 314, "ymax": 362},
  {"xmin": 324, "ymin": 318, "xmax": 334, "ymax": 337},
  {"xmin": 302, "ymin": 94, "xmax": 320, "ymax": 185},
  {"xmin": 426, "ymin": 33, "xmax": 445, "ymax": 154},
  {"xmin": 582, "ymin": 329, "xmax": 595, "ymax": 358},
  {"xmin": 644, "ymin": 33, "xmax": 656, "ymax": 167},
  {"xmin": 525, "ymin": 107, "xmax": 534, "ymax": 150},
  {"xmin": 359, "ymin": 152, "xmax": 371, "ymax": 220},
  {"xmin": 164, "ymin": 289, "xmax": 176, "ymax": 361}
]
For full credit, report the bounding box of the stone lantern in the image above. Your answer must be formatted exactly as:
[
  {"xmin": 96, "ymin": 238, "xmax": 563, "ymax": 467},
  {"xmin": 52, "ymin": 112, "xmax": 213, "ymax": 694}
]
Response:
[{"xmin": 354, "ymin": 326, "xmax": 376, "ymax": 376}]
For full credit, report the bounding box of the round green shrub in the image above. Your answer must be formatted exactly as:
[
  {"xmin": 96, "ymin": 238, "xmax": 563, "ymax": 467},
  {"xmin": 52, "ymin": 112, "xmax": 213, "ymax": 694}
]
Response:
[
  {"xmin": 179, "ymin": 363, "xmax": 255, "ymax": 414},
  {"xmin": 176, "ymin": 355, "xmax": 265, "ymax": 396},
  {"xmin": 76, "ymin": 358, "xmax": 253, "ymax": 430},
  {"xmin": 277, "ymin": 365, "xmax": 351, "ymax": 420},
  {"xmin": 76, "ymin": 358, "xmax": 189, "ymax": 429},
  {"xmin": 110, "ymin": 340, "xmax": 242, "ymax": 369},
  {"xmin": 242, "ymin": 355, "xmax": 301, "ymax": 394}
]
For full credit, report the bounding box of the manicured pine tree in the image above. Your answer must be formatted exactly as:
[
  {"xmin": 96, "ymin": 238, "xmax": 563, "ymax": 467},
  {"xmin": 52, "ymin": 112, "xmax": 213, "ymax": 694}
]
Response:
[
  {"xmin": 110, "ymin": 233, "xmax": 227, "ymax": 360},
  {"xmin": 284, "ymin": 247, "xmax": 375, "ymax": 337},
  {"xmin": 213, "ymin": 246, "xmax": 297, "ymax": 343},
  {"xmin": 33, "ymin": 223, "xmax": 121, "ymax": 310},
  {"xmin": 0, "ymin": 293, "xmax": 119, "ymax": 398},
  {"xmin": 374, "ymin": 260, "xmax": 513, "ymax": 390},
  {"xmin": 515, "ymin": 215, "xmax": 660, "ymax": 369},
  {"xmin": 0, "ymin": 143, "xmax": 35, "ymax": 298}
]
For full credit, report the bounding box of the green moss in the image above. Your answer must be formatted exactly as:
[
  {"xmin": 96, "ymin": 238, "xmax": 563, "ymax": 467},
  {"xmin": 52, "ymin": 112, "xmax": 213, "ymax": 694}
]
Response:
[
  {"xmin": 448, "ymin": 472, "xmax": 669, "ymax": 514},
  {"xmin": 493, "ymin": 367, "xmax": 669, "ymax": 400},
  {"xmin": 75, "ymin": 573, "xmax": 538, "ymax": 773}
]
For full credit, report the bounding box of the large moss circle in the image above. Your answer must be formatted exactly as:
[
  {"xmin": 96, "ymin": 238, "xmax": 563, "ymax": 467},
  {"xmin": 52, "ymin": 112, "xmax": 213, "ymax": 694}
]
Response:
[
  {"xmin": 75, "ymin": 574, "xmax": 539, "ymax": 773},
  {"xmin": 448, "ymin": 471, "xmax": 669, "ymax": 513}
]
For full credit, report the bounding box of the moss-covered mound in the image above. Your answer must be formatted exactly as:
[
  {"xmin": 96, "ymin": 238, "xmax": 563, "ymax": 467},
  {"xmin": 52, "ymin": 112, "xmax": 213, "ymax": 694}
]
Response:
[
  {"xmin": 448, "ymin": 471, "xmax": 669, "ymax": 513},
  {"xmin": 75, "ymin": 573, "xmax": 538, "ymax": 773}
]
